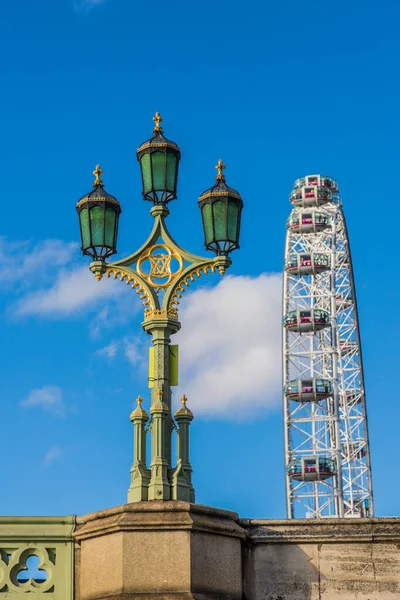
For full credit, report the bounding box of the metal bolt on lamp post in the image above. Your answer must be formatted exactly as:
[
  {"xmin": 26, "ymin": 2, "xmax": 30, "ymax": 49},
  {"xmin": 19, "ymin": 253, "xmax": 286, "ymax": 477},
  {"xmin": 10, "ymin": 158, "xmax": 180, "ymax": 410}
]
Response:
[{"xmin": 76, "ymin": 113, "xmax": 243, "ymax": 503}]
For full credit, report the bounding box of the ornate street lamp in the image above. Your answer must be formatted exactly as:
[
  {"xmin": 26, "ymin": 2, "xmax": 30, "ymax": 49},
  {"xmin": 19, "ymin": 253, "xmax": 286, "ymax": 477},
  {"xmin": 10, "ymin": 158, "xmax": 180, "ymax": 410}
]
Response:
[
  {"xmin": 137, "ymin": 112, "xmax": 180, "ymax": 205},
  {"xmin": 76, "ymin": 165, "xmax": 121, "ymax": 261},
  {"xmin": 77, "ymin": 114, "xmax": 243, "ymax": 504},
  {"xmin": 199, "ymin": 159, "xmax": 243, "ymax": 256}
]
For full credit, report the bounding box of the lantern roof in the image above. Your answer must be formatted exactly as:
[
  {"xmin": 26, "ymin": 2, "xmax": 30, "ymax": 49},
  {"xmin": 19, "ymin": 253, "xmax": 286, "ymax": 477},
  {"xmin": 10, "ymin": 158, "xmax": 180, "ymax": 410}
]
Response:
[
  {"xmin": 199, "ymin": 160, "xmax": 242, "ymax": 202},
  {"xmin": 76, "ymin": 165, "xmax": 120, "ymax": 209},
  {"xmin": 174, "ymin": 394, "xmax": 193, "ymax": 420},
  {"xmin": 130, "ymin": 396, "xmax": 149, "ymax": 421},
  {"xmin": 137, "ymin": 112, "xmax": 180, "ymax": 154}
]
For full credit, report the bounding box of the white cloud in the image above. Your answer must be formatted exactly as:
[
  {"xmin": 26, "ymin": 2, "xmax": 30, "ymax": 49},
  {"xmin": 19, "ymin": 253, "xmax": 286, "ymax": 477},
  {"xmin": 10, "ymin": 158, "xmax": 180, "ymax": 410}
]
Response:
[
  {"xmin": 96, "ymin": 340, "xmax": 118, "ymax": 360},
  {"xmin": 89, "ymin": 306, "xmax": 110, "ymax": 338},
  {"xmin": 20, "ymin": 386, "xmax": 65, "ymax": 417},
  {"xmin": 174, "ymin": 273, "xmax": 282, "ymax": 419},
  {"xmin": 124, "ymin": 337, "xmax": 145, "ymax": 366},
  {"xmin": 95, "ymin": 336, "xmax": 147, "ymax": 369},
  {"xmin": 42, "ymin": 446, "xmax": 61, "ymax": 467},
  {"xmin": 15, "ymin": 266, "xmax": 123, "ymax": 317},
  {"xmin": 0, "ymin": 238, "xmax": 77, "ymax": 285}
]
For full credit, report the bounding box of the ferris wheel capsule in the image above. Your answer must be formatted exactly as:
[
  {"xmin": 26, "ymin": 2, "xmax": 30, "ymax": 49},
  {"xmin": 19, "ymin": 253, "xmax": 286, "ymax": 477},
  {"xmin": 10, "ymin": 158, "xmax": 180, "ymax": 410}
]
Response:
[
  {"xmin": 342, "ymin": 442, "xmax": 367, "ymax": 459},
  {"xmin": 284, "ymin": 252, "xmax": 330, "ymax": 275},
  {"xmin": 289, "ymin": 185, "xmax": 332, "ymax": 208},
  {"xmin": 283, "ymin": 308, "xmax": 330, "ymax": 333},
  {"xmin": 335, "ymin": 294, "xmax": 354, "ymax": 309},
  {"xmin": 287, "ymin": 210, "xmax": 330, "ymax": 234},
  {"xmin": 284, "ymin": 378, "xmax": 333, "ymax": 402},
  {"xmin": 293, "ymin": 174, "xmax": 339, "ymax": 193},
  {"xmin": 339, "ymin": 340, "xmax": 358, "ymax": 355},
  {"xmin": 287, "ymin": 456, "xmax": 336, "ymax": 482}
]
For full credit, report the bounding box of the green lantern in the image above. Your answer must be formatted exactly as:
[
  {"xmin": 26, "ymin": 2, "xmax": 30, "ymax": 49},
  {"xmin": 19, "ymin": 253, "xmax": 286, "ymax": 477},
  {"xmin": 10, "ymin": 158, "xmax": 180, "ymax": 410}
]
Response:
[
  {"xmin": 76, "ymin": 165, "xmax": 121, "ymax": 260},
  {"xmin": 198, "ymin": 159, "xmax": 243, "ymax": 256},
  {"xmin": 137, "ymin": 112, "xmax": 181, "ymax": 205}
]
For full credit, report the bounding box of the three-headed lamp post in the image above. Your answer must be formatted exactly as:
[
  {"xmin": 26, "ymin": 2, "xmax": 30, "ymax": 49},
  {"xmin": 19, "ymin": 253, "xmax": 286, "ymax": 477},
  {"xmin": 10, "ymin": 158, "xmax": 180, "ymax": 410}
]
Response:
[{"xmin": 76, "ymin": 113, "xmax": 243, "ymax": 502}]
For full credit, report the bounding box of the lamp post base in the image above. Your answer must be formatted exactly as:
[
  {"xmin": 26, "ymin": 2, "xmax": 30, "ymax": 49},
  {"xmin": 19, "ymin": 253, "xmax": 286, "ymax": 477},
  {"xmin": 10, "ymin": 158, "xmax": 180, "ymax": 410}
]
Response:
[{"xmin": 73, "ymin": 501, "xmax": 245, "ymax": 600}]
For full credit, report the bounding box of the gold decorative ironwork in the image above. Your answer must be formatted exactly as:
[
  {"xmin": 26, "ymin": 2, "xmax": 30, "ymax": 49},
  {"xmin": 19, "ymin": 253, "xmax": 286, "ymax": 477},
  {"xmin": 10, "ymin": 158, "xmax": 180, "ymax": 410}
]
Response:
[
  {"xmin": 137, "ymin": 244, "xmax": 184, "ymax": 289},
  {"xmin": 153, "ymin": 112, "xmax": 163, "ymax": 133},
  {"xmin": 215, "ymin": 159, "xmax": 226, "ymax": 181},
  {"xmin": 198, "ymin": 189, "xmax": 242, "ymax": 201},
  {"xmin": 93, "ymin": 164, "xmax": 103, "ymax": 186},
  {"xmin": 144, "ymin": 307, "xmax": 179, "ymax": 321},
  {"xmin": 95, "ymin": 267, "xmax": 152, "ymax": 308},
  {"xmin": 76, "ymin": 195, "xmax": 120, "ymax": 208},
  {"xmin": 137, "ymin": 140, "xmax": 179, "ymax": 152}
]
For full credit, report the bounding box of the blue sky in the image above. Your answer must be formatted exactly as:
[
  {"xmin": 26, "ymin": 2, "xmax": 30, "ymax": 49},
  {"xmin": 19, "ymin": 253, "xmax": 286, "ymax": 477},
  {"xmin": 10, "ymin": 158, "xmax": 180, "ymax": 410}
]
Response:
[{"xmin": 0, "ymin": 0, "xmax": 399, "ymax": 518}]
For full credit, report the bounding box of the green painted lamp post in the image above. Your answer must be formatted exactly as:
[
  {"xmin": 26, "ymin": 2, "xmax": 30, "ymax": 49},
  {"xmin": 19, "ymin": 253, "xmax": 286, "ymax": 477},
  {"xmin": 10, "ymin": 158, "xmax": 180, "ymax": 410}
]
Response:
[{"xmin": 77, "ymin": 113, "xmax": 243, "ymax": 503}]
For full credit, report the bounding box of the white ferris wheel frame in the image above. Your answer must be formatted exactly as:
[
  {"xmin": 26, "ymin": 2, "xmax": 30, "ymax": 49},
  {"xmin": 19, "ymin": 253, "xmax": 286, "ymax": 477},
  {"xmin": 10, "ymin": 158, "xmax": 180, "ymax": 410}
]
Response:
[{"xmin": 282, "ymin": 183, "xmax": 374, "ymax": 519}]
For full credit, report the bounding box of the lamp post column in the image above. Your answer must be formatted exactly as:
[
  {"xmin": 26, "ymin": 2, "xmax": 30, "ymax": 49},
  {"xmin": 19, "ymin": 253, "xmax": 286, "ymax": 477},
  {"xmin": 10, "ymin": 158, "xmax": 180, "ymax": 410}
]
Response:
[
  {"xmin": 128, "ymin": 396, "xmax": 151, "ymax": 502},
  {"xmin": 143, "ymin": 318, "xmax": 181, "ymax": 500},
  {"xmin": 172, "ymin": 395, "xmax": 195, "ymax": 502}
]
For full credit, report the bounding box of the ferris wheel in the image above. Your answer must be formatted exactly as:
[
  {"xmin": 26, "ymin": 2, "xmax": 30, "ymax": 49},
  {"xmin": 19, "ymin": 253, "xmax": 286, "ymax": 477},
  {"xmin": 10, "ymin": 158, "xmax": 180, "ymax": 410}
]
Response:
[{"xmin": 282, "ymin": 175, "xmax": 374, "ymax": 518}]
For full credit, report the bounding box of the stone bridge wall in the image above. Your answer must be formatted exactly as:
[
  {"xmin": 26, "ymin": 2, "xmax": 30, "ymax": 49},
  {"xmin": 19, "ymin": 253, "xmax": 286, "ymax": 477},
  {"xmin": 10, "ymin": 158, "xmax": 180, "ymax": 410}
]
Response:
[{"xmin": 241, "ymin": 517, "xmax": 400, "ymax": 600}]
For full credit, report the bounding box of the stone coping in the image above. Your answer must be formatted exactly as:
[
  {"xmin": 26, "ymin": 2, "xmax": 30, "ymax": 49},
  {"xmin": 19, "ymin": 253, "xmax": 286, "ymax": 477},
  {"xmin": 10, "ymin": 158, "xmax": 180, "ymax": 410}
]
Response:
[
  {"xmin": 240, "ymin": 517, "xmax": 400, "ymax": 544},
  {"xmin": 241, "ymin": 517, "xmax": 400, "ymax": 526},
  {"xmin": 74, "ymin": 501, "xmax": 246, "ymax": 542},
  {"xmin": 76, "ymin": 501, "xmax": 239, "ymax": 524}
]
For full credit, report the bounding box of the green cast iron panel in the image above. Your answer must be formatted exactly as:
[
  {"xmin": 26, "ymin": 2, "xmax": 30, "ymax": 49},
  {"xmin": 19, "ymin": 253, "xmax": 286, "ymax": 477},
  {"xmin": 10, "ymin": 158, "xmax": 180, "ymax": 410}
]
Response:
[{"xmin": 0, "ymin": 516, "xmax": 75, "ymax": 599}]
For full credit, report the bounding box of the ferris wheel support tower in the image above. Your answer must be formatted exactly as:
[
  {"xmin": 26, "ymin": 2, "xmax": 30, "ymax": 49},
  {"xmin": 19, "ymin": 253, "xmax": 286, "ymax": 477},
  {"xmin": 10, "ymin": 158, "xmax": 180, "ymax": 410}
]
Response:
[{"xmin": 282, "ymin": 175, "xmax": 373, "ymax": 519}]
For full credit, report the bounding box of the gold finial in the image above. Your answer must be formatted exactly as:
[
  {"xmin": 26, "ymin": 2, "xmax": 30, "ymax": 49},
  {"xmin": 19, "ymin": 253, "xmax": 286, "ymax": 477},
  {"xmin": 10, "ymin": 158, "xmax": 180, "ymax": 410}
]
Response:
[
  {"xmin": 215, "ymin": 159, "xmax": 226, "ymax": 181},
  {"xmin": 153, "ymin": 112, "xmax": 163, "ymax": 133},
  {"xmin": 181, "ymin": 394, "xmax": 188, "ymax": 405},
  {"xmin": 136, "ymin": 395, "xmax": 143, "ymax": 406},
  {"xmin": 93, "ymin": 164, "xmax": 103, "ymax": 186}
]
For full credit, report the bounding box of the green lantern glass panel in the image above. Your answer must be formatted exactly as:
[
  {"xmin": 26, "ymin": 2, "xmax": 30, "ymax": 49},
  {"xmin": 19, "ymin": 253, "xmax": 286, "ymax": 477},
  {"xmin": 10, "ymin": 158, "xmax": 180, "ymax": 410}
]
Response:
[
  {"xmin": 228, "ymin": 201, "xmax": 239, "ymax": 241},
  {"xmin": 141, "ymin": 154, "xmax": 152, "ymax": 193},
  {"xmin": 166, "ymin": 153, "xmax": 177, "ymax": 191},
  {"xmin": 151, "ymin": 152, "xmax": 166, "ymax": 190},
  {"xmin": 90, "ymin": 205, "xmax": 104, "ymax": 246},
  {"xmin": 213, "ymin": 200, "xmax": 227, "ymax": 241},
  {"xmin": 104, "ymin": 207, "xmax": 116, "ymax": 247},
  {"xmin": 202, "ymin": 203, "xmax": 213, "ymax": 244},
  {"xmin": 80, "ymin": 207, "xmax": 90, "ymax": 248}
]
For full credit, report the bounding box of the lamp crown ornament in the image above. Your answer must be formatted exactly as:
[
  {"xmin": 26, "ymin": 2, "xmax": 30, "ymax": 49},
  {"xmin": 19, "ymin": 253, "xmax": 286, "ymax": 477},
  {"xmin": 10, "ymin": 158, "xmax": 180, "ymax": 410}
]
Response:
[
  {"xmin": 152, "ymin": 111, "xmax": 163, "ymax": 133},
  {"xmin": 93, "ymin": 164, "xmax": 103, "ymax": 186},
  {"xmin": 215, "ymin": 159, "xmax": 226, "ymax": 181}
]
